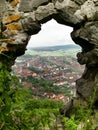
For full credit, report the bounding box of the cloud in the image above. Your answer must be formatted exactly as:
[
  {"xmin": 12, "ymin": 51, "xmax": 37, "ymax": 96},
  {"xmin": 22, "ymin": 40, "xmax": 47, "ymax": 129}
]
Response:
[{"xmin": 28, "ymin": 19, "xmax": 74, "ymax": 47}]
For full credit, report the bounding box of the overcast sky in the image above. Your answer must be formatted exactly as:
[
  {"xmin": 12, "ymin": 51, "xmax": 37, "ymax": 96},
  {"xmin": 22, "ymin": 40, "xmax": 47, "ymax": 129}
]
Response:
[{"xmin": 28, "ymin": 19, "xmax": 74, "ymax": 48}]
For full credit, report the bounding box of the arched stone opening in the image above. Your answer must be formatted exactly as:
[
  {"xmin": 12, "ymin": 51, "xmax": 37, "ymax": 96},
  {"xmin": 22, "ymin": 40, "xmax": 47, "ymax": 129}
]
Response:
[
  {"xmin": 1, "ymin": 0, "xmax": 98, "ymax": 117},
  {"xmin": 13, "ymin": 19, "xmax": 83, "ymax": 105}
]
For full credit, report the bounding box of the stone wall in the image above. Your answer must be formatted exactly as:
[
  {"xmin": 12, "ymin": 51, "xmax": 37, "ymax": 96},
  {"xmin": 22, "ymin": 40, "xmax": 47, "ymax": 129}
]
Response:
[{"xmin": 1, "ymin": 0, "xmax": 98, "ymax": 115}]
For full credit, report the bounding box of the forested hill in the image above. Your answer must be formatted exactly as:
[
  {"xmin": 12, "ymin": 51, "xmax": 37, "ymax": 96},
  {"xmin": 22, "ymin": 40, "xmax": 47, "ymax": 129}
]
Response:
[{"xmin": 28, "ymin": 44, "xmax": 80, "ymax": 52}]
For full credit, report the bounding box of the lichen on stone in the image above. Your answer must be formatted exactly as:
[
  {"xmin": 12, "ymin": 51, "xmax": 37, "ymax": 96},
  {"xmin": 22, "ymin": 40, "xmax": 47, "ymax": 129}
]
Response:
[
  {"xmin": 3, "ymin": 14, "xmax": 22, "ymax": 24},
  {"xmin": 11, "ymin": 0, "xmax": 19, "ymax": 6},
  {"xmin": 6, "ymin": 23, "xmax": 22, "ymax": 30}
]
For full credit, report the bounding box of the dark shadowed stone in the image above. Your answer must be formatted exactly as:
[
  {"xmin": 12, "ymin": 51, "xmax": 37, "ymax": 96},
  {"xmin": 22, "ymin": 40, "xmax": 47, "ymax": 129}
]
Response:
[
  {"xmin": 77, "ymin": 52, "xmax": 88, "ymax": 65},
  {"xmin": 76, "ymin": 49, "xmax": 98, "ymax": 67},
  {"xmin": 60, "ymin": 100, "xmax": 74, "ymax": 117},
  {"xmin": 76, "ymin": 78, "xmax": 94, "ymax": 101},
  {"xmin": 76, "ymin": 67, "xmax": 98, "ymax": 102}
]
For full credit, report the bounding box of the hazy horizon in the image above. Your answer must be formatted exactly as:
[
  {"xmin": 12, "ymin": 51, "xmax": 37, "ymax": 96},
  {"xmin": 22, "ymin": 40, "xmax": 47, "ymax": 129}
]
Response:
[{"xmin": 27, "ymin": 44, "xmax": 79, "ymax": 49}]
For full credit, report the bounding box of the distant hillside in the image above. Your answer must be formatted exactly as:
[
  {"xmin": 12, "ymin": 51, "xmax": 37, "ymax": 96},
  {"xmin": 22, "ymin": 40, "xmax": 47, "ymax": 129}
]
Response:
[{"xmin": 28, "ymin": 44, "xmax": 80, "ymax": 52}]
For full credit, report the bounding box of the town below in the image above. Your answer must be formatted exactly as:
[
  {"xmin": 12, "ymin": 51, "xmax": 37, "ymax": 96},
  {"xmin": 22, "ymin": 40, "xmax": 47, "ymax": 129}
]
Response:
[{"xmin": 13, "ymin": 44, "xmax": 84, "ymax": 103}]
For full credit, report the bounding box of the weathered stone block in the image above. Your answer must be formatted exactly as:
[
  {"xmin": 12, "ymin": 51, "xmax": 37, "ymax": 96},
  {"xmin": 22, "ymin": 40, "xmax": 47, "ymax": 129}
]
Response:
[
  {"xmin": 71, "ymin": 0, "xmax": 87, "ymax": 5},
  {"xmin": 55, "ymin": 0, "xmax": 80, "ymax": 26},
  {"xmin": 13, "ymin": 33, "xmax": 29, "ymax": 45},
  {"xmin": 35, "ymin": 3, "xmax": 57, "ymax": 22},
  {"xmin": 18, "ymin": 0, "xmax": 32, "ymax": 12},
  {"xmin": 75, "ymin": 0, "xmax": 96, "ymax": 21},
  {"xmin": 71, "ymin": 22, "xmax": 98, "ymax": 49},
  {"xmin": 0, "ymin": 0, "xmax": 6, "ymax": 14},
  {"xmin": 19, "ymin": 0, "xmax": 49, "ymax": 12},
  {"xmin": 22, "ymin": 17, "xmax": 41, "ymax": 35}
]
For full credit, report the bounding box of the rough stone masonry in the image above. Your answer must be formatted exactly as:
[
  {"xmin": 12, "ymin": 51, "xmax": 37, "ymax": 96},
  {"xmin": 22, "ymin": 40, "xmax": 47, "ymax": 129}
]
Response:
[{"xmin": 1, "ymin": 0, "xmax": 98, "ymax": 116}]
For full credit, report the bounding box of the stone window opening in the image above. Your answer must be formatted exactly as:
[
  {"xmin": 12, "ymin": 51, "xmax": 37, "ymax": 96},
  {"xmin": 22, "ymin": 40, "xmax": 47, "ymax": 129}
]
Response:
[
  {"xmin": 1, "ymin": 0, "xmax": 98, "ymax": 118},
  {"xmin": 12, "ymin": 19, "xmax": 83, "ymax": 105}
]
